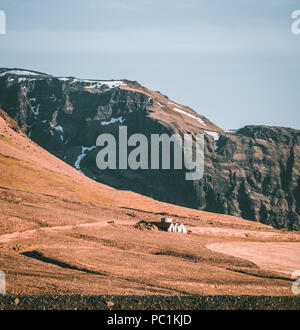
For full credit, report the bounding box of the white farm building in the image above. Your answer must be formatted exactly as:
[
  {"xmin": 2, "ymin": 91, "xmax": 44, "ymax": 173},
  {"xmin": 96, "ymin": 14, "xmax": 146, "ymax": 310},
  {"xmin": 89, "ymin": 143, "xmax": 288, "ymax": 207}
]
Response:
[{"xmin": 154, "ymin": 218, "xmax": 187, "ymax": 234}]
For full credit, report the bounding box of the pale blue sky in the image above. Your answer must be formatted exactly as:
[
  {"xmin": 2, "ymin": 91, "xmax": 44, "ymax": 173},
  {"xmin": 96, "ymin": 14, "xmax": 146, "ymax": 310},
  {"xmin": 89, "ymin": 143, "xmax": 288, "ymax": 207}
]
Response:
[{"xmin": 1, "ymin": 0, "xmax": 300, "ymax": 130}]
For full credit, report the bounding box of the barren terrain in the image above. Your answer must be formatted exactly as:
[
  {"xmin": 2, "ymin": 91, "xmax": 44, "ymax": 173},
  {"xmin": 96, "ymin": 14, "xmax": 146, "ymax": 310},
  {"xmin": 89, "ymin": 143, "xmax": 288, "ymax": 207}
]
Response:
[{"xmin": 0, "ymin": 109, "xmax": 300, "ymax": 299}]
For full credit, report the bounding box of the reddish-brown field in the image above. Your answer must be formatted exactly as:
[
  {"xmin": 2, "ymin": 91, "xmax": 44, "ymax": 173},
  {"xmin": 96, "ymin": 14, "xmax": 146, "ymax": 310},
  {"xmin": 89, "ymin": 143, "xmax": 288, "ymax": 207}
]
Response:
[{"xmin": 0, "ymin": 109, "xmax": 300, "ymax": 297}]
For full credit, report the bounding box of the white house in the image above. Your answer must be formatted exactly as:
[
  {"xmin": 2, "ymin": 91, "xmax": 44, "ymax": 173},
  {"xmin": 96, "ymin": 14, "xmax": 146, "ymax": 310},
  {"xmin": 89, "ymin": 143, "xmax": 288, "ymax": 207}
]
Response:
[{"xmin": 155, "ymin": 218, "xmax": 187, "ymax": 234}]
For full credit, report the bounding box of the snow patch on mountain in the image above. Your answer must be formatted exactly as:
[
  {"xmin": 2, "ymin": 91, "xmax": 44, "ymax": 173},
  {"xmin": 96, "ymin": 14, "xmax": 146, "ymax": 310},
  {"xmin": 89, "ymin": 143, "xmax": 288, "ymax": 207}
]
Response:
[
  {"xmin": 101, "ymin": 117, "xmax": 124, "ymax": 126},
  {"xmin": 59, "ymin": 77, "xmax": 126, "ymax": 90},
  {"xmin": 53, "ymin": 125, "xmax": 64, "ymax": 141},
  {"xmin": 156, "ymin": 101, "xmax": 165, "ymax": 108},
  {"xmin": 0, "ymin": 70, "xmax": 45, "ymax": 77},
  {"xmin": 204, "ymin": 130, "xmax": 219, "ymax": 141},
  {"xmin": 204, "ymin": 130, "xmax": 220, "ymax": 151},
  {"xmin": 54, "ymin": 125, "xmax": 64, "ymax": 133},
  {"xmin": 75, "ymin": 146, "xmax": 96, "ymax": 175},
  {"xmin": 31, "ymin": 104, "xmax": 40, "ymax": 117},
  {"xmin": 173, "ymin": 107, "xmax": 206, "ymax": 126},
  {"xmin": 168, "ymin": 101, "xmax": 179, "ymax": 106},
  {"xmin": 101, "ymin": 81, "xmax": 125, "ymax": 88},
  {"xmin": 83, "ymin": 80, "xmax": 125, "ymax": 89},
  {"xmin": 28, "ymin": 98, "xmax": 40, "ymax": 117}
]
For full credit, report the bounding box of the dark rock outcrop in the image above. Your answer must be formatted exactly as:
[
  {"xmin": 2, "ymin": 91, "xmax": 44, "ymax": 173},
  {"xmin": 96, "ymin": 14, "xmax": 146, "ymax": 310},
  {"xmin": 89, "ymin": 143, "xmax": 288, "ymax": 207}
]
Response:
[
  {"xmin": 198, "ymin": 126, "xmax": 300, "ymax": 229},
  {"xmin": 0, "ymin": 68, "xmax": 299, "ymax": 230}
]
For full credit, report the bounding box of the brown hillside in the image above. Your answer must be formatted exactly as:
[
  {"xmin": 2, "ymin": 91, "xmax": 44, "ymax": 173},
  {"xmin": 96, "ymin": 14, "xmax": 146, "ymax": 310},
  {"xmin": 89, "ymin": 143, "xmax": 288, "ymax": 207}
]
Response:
[{"xmin": 0, "ymin": 109, "xmax": 299, "ymax": 296}]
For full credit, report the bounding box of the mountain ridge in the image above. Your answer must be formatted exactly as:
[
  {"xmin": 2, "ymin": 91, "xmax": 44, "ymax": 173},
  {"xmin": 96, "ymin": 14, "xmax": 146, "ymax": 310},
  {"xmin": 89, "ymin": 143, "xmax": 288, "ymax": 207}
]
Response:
[
  {"xmin": 0, "ymin": 68, "xmax": 299, "ymax": 230},
  {"xmin": 1, "ymin": 107, "xmax": 300, "ymax": 296}
]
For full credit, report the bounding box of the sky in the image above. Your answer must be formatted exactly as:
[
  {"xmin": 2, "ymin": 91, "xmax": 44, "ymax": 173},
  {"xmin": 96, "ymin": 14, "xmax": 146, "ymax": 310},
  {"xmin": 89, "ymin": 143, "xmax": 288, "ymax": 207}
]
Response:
[{"xmin": 0, "ymin": 0, "xmax": 300, "ymax": 130}]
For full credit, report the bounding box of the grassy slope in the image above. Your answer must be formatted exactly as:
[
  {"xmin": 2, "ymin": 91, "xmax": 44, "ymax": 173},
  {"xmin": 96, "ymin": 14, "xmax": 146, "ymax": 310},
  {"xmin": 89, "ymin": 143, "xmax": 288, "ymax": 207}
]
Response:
[{"xmin": 0, "ymin": 109, "xmax": 300, "ymax": 297}]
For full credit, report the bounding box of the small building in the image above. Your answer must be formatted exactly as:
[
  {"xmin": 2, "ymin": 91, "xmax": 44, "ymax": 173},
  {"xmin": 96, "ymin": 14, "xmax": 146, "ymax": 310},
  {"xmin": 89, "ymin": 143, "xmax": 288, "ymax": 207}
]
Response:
[{"xmin": 152, "ymin": 218, "xmax": 187, "ymax": 234}]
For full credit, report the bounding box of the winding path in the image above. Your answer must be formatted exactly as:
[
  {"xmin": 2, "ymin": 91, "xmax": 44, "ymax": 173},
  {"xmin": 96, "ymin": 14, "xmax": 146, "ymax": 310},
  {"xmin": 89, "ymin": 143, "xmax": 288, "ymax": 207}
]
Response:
[{"xmin": 0, "ymin": 220, "xmax": 134, "ymax": 244}]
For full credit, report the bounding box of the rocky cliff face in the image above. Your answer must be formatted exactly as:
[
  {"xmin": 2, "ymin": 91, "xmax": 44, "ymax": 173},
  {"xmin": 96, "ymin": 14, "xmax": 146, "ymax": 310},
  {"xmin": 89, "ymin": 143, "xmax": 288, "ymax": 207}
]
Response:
[
  {"xmin": 0, "ymin": 68, "xmax": 299, "ymax": 230},
  {"xmin": 199, "ymin": 126, "xmax": 300, "ymax": 229}
]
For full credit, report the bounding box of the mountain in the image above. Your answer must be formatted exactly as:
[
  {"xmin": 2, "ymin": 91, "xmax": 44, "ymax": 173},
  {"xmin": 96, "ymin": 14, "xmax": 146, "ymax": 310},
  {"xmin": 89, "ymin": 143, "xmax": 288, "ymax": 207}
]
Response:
[
  {"xmin": 1, "ymin": 106, "xmax": 300, "ymax": 298},
  {"xmin": 0, "ymin": 68, "xmax": 299, "ymax": 230}
]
